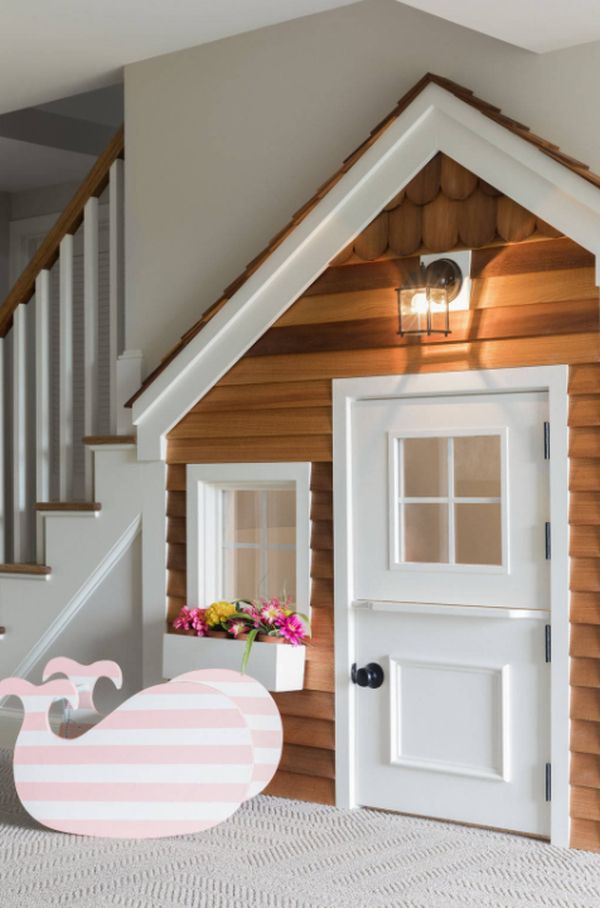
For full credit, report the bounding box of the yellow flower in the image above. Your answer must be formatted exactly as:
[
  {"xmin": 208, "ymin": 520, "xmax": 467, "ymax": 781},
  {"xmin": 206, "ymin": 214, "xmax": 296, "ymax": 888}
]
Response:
[{"xmin": 205, "ymin": 601, "xmax": 236, "ymax": 627}]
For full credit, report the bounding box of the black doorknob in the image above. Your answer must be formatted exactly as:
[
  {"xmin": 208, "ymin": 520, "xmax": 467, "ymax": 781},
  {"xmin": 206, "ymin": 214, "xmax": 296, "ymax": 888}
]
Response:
[{"xmin": 351, "ymin": 662, "xmax": 384, "ymax": 689}]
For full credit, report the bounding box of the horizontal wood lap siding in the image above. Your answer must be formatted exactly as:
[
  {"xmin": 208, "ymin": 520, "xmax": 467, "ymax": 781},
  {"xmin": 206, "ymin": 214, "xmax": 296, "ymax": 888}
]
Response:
[
  {"xmin": 166, "ymin": 464, "xmax": 187, "ymax": 619},
  {"xmin": 569, "ymin": 362, "xmax": 600, "ymax": 851},
  {"xmin": 166, "ymin": 235, "xmax": 600, "ymax": 830},
  {"xmin": 264, "ymin": 467, "xmax": 335, "ymax": 802}
]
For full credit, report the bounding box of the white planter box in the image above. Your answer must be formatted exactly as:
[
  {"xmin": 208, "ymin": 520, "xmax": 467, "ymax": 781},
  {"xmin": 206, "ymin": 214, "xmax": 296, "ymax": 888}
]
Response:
[{"xmin": 162, "ymin": 634, "xmax": 306, "ymax": 692}]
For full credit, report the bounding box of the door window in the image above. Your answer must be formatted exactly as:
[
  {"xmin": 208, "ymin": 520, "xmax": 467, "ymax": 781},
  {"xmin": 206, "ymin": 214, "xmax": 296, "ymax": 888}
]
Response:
[{"xmin": 392, "ymin": 432, "xmax": 506, "ymax": 569}]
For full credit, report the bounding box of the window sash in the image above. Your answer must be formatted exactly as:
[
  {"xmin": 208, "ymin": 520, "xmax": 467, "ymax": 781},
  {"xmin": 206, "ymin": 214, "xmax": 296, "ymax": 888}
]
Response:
[
  {"xmin": 221, "ymin": 487, "xmax": 296, "ymax": 599},
  {"xmin": 392, "ymin": 430, "xmax": 507, "ymax": 569}
]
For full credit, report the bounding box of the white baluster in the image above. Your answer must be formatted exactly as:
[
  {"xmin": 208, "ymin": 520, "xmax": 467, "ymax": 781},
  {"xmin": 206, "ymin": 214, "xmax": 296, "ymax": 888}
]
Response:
[
  {"xmin": 83, "ymin": 197, "xmax": 99, "ymax": 499},
  {"xmin": 0, "ymin": 337, "xmax": 4, "ymax": 562},
  {"xmin": 59, "ymin": 235, "xmax": 74, "ymax": 501},
  {"xmin": 35, "ymin": 271, "xmax": 51, "ymax": 505},
  {"xmin": 12, "ymin": 304, "xmax": 27, "ymax": 561},
  {"xmin": 108, "ymin": 159, "xmax": 124, "ymax": 434}
]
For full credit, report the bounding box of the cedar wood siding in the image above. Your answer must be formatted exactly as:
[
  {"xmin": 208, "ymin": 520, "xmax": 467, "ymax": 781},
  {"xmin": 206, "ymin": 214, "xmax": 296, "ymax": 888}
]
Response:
[{"xmin": 165, "ymin": 224, "xmax": 600, "ymax": 850}]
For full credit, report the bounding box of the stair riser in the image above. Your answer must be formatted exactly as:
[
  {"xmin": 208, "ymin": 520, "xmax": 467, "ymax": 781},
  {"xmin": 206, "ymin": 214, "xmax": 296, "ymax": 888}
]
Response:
[{"xmin": 35, "ymin": 512, "xmax": 100, "ymax": 567}]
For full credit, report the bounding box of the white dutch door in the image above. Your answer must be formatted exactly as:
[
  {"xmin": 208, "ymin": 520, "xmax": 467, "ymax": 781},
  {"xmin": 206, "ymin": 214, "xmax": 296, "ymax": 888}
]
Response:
[{"xmin": 350, "ymin": 390, "xmax": 551, "ymax": 836}]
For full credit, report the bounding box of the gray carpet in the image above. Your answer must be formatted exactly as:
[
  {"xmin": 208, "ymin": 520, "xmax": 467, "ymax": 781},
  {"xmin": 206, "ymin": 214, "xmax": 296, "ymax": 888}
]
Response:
[{"xmin": 2, "ymin": 751, "xmax": 600, "ymax": 908}]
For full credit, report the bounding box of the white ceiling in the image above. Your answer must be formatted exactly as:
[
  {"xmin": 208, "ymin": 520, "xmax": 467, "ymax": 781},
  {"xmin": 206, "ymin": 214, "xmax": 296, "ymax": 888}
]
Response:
[
  {"xmin": 0, "ymin": 0, "xmax": 359, "ymax": 116},
  {"xmin": 396, "ymin": 0, "xmax": 600, "ymax": 53},
  {"xmin": 1, "ymin": 0, "xmax": 597, "ymax": 120},
  {"xmin": 0, "ymin": 138, "xmax": 95, "ymax": 193}
]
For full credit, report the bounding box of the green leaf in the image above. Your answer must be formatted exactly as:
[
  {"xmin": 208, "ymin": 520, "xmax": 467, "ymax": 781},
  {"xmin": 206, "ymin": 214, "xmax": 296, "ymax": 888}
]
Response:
[
  {"xmin": 241, "ymin": 628, "xmax": 259, "ymax": 674},
  {"xmin": 295, "ymin": 611, "xmax": 312, "ymax": 637}
]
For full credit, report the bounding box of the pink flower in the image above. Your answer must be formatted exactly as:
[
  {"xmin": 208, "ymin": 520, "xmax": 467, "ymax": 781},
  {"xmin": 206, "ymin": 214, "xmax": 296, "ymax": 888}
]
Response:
[
  {"xmin": 190, "ymin": 608, "xmax": 208, "ymax": 637},
  {"xmin": 173, "ymin": 605, "xmax": 208, "ymax": 636},
  {"xmin": 241, "ymin": 601, "xmax": 263, "ymax": 627},
  {"xmin": 260, "ymin": 603, "xmax": 285, "ymax": 626},
  {"xmin": 228, "ymin": 621, "xmax": 247, "ymax": 638},
  {"xmin": 276, "ymin": 613, "xmax": 307, "ymax": 646},
  {"xmin": 173, "ymin": 606, "xmax": 193, "ymax": 631}
]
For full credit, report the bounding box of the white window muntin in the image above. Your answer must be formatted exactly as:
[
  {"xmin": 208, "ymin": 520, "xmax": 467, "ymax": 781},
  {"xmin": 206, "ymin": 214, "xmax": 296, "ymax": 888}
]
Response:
[
  {"xmin": 388, "ymin": 427, "xmax": 509, "ymax": 574},
  {"xmin": 220, "ymin": 483, "xmax": 297, "ymax": 601}
]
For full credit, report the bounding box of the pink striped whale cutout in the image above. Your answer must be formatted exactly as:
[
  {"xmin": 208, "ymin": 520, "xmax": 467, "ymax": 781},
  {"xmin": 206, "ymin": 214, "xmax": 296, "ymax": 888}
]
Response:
[
  {"xmin": 171, "ymin": 669, "xmax": 283, "ymax": 798},
  {"xmin": 43, "ymin": 657, "xmax": 123, "ymax": 731},
  {"xmin": 0, "ymin": 660, "xmax": 283, "ymax": 839}
]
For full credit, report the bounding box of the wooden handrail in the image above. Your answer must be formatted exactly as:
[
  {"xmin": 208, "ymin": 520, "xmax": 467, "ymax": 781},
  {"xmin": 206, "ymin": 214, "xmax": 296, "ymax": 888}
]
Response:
[{"xmin": 0, "ymin": 126, "xmax": 124, "ymax": 337}]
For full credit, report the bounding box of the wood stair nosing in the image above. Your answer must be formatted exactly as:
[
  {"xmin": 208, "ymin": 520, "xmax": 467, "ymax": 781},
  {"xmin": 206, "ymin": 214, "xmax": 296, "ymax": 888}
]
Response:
[
  {"xmin": 82, "ymin": 435, "xmax": 136, "ymax": 446},
  {"xmin": 35, "ymin": 502, "xmax": 102, "ymax": 512},
  {"xmin": 0, "ymin": 564, "xmax": 51, "ymax": 576}
]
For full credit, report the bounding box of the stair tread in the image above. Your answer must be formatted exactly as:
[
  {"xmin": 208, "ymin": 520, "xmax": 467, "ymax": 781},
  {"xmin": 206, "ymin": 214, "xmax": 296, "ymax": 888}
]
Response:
[
  {"xmin": 35, "ymin": 502, "xmax": 102, "ymax": 511},
  {"xmin": 0, "ymin": 564, "xmax": 51, "ymax": 575},
  {"xmin": 83, "ymin": 435, "xmax": 135, "ymax": 445}
]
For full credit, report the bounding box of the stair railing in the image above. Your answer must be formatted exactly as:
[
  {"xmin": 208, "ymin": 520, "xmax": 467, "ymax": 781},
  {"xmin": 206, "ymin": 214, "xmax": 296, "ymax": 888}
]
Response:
[{"xmin": 0, "ymin": 128, "xmax": 125, "ymax": 564}]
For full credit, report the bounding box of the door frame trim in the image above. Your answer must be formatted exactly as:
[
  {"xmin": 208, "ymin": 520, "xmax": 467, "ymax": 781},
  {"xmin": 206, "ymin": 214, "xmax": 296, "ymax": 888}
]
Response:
[{"xmin": 332, "ymin": 365, "xmax": 569, "ymax": 847}]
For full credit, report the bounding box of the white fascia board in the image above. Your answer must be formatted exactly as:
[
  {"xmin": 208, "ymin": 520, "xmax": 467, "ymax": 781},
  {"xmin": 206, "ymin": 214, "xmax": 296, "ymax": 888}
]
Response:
[
  {"xmin": 133, "ymin": 92, "xmax": 440, "ymax": 460},
  {"xmin": 133, "ymin": 82, "xmax": 600, "ymax": 461}
]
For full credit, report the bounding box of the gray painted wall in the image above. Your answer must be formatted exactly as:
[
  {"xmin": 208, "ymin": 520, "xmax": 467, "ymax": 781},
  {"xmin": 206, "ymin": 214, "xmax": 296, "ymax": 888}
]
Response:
[
  {"xmin": 9, "ymin": 180, "xmax": 79, "ymax": 223},
  {"xmin": 30, "ymin": 534, "xmax": 143, "ymax": 714},
  {"xmin": 0, "ymin": 535, "xmax": 142, "ymax": 746}
]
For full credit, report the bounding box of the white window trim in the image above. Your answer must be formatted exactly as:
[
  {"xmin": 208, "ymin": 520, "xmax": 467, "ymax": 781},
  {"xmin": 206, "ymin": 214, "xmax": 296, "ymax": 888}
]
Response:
[
  {"xmin": 333, "ymin": 365, "xmax": 569, "ymax": 848},
  {"xmin": 186, "ymin": 462, "xmax": 311, "ymax": 613}
]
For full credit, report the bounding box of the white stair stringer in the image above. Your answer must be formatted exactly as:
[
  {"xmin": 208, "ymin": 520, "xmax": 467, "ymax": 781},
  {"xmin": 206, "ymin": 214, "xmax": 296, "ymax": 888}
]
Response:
[{"xmin": 0, "ymin": 445, "xmax": 144, "ymax": 681}]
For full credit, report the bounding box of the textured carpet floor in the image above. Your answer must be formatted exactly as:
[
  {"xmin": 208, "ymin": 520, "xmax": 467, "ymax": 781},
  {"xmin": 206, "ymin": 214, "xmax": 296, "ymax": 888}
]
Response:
[{"xmin": 2, "ymin": 751, "xmax": 600, "ymax": 908}]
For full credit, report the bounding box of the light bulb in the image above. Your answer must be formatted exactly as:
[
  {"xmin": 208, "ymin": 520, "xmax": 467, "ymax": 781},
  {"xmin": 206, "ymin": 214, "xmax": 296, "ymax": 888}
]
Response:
[{"xmin": 411, "ymin": 291, "xmax": 429, "ymax": 315}]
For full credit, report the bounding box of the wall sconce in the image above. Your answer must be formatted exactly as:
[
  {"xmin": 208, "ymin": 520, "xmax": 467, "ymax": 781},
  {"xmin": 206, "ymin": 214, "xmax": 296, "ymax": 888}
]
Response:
[{"xmin": 396, "ymin": 256, "xmax": 465, "ymax": 337}]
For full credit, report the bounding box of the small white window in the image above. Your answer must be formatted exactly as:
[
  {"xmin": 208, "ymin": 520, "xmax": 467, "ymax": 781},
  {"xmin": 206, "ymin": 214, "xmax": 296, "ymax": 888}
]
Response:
[{"xmin": 187, "ymin": 463, "xmax": 311, "ymax": 611}]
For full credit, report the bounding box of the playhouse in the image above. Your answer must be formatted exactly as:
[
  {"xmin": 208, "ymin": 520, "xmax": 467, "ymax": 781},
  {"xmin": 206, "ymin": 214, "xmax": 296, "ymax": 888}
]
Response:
[{"xmin": 115, "ymin": 75, "xmax": 600, "ymax": 849}]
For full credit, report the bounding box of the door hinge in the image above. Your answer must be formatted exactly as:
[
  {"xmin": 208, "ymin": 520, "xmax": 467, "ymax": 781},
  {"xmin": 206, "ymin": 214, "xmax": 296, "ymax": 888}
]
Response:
[
  {"xmin": 545, "ymin": 762, "xmax": 552, "ymax": 802},
  {"xmin": 544, "ymin": 421, "xmax": 551, "ymax": 460},
  {"xmin": 545, "ymin": 624, "xmax": 552, "ymax": 663},
  {"xmin": 545, "ymin": 522, "xmax": 551, "ymax": 560}
]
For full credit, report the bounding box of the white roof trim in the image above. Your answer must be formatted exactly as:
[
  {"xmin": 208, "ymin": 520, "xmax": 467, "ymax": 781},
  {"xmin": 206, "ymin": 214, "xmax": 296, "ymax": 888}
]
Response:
[{"xmin": 133, "ymin": 82, "xmax": 600, "ymax": 460}]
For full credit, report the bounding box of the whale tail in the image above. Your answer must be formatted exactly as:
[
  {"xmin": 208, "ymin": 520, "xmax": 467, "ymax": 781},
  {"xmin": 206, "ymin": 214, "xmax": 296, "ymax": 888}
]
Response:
[
  {"xmin": 42, "ymin": 657, "xmax": 123, "ymax": 690},
  {"xmin": 0, "ymin": 676, "xmax": 79, "ymax": 713},
  {"xmin": 42, "ymin": 657, "xmax": 123, "ymax": 720}
]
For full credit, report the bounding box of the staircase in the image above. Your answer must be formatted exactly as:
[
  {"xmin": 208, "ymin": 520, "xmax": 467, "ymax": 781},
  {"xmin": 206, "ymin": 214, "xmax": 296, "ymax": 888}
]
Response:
[{"xmin": 0, "ymin": 128, "xmax": 143, "ymax": 677}]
